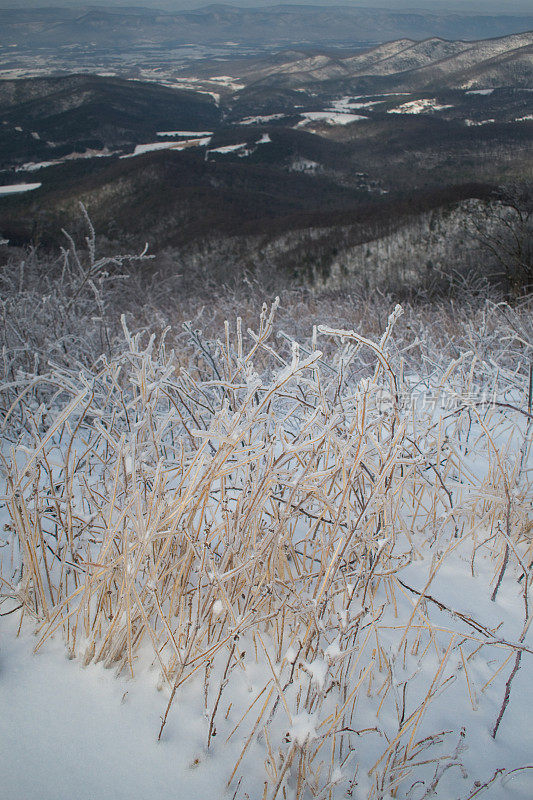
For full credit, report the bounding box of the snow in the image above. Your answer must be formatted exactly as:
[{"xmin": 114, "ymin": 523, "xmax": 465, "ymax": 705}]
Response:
[
  {"xmin": 121, "ymin": 138, "xmax": 211, "ymax": 158},
  {"xmin": 17, "ymin": 148, "xmax": 116, "ymax": 172},
  {"xmin": 208, "ymin": 75, "xmax": 245, "ymax": 91},
  {"xmin": 16, "ymin": 161, "xmax": 56, "ymax": 171},
  {"xmin": 515, "ymin": 115, "xmax": 533, "ymax": 122},
  {"xmin": 466, "ymin": 89, "xmax": 495, "ymax": 95},
  {"xmin": 157, "ymin": 130, "xmax": 213, "ymax": 137},
  {"xmin": 121, "ymin": 142, "xmax": 180, "ymax": 158},
  {"xmin": 324, "ymin": 640, "xmax": 342, "ymax": 662},
  {"xmin": 208, "ymin": 134, "xmax": 270, "ymax": 158},
  {"xmin": 0, "ymin": 616, "xmax": 262, "ymax": 800},
  {"xmin": 330, "ymin": 96, "xmax": 383, "ymax": 112},
  {"xmin": 303, "ymin": 658, "xmax": 328, "ymax": 690},
  {"xmin": 297, "ymin": 111, "xmax": 368, "ymax": 127},
  {"xmin": 389, "ymin": 98, "xmax": 454, "ymax": 114},
  {"xmin": 465, "ymin": 118, "xmax": 496, "ymax": 126},
  {"xmin": 293, "ymin": 96, "xmax": 376, "ymax": 127},
  {"xmin": 284, "ymin": 646, "xmax": 298, "ymax": 664},
  {"xmin": 209, "ymin": 142, "xmax": 247, "ymax": 154},
  {"xmin": 360, "ymin": 92, "xmax": 411, "ymax": 96},
  {"xmin": 239, "ymin": 113, "xmax": 285, "ymax": 125},
  {"xmin": 290, "ymin": 158, "xmax": 320, "ymax": 172},
  {"xmin": 288, "ymin": 713, "xmax": 318, "ymax": 745},
  {"xmin": 0, "ymin": 182, "xmax": 41, "ymax": 195}
]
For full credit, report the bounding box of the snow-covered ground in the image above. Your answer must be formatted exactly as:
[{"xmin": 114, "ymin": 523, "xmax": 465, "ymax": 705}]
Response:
[
  {"xmin": 297, "ymin": 110, "xmax": 368, "ymax": 127},
  {"xmin": 16, "ymin": 148, "xmax": 116, "ymax": 172},
  {"xmin": 290, "ymin": 158, "xmax": 321, "ymax": 172},
  {"xmin": 0, "ymin": 182, "xmax": 41, "ymax": 195},
  {"xmin": 388, "ymin": 98, "xmax": 454, "ymax": 114},
  {"xmin": 157, "ymin": 130, "xmax": 214, "ymax": 137},
  {"xmin": 208, "ymin": 134, "xmax": 271, "ymax": 157},
  {"xmin": 330, "ymin": 96, "xmax": 384, "ymax": 112},
  {"xmin": 239, "ymin": 113, "xmax": 286, "ymax": 125},
  {"xmin": 465, "ymin": 119, "xmax": 496, "ymax": 126},
  {"xmin": 1, "ymin": 566, "xmax": 532, "ymax": 800},
  {"xmin": 121, "ymin": 137, "xmax": 211, "ymax": 158},
  {"xmin": 0, "ymin": 613, "xmax": 265, "ymax": 800},
  {"xmin": 209, "ymin": 142, "xmax": 248, "ymax": 154},
  {"xmin": 208, "ymin": 75, "xmax": 245, "ymax": 91}
]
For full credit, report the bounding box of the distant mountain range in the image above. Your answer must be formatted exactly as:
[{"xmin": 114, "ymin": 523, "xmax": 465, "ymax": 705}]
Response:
[
  {"xmin": 1, "ymin": 30, "xmax": 530, "ymax": 171},
  {"xmin": 1, "ymin": 4, "xmax": 533, "ymax": 50},
  {"xmin": 233, "ymin": 31, "xmax": 533, "ymax": 92},
  {"xmin": 0, "ymin": 18, "xmax": 531, "ymax": 278}
]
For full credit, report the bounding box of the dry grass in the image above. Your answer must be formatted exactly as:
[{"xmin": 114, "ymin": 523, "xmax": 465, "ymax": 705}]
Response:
[{"xmin": 1, "ymin": 288, "xmax": 532, "ymax": 799}]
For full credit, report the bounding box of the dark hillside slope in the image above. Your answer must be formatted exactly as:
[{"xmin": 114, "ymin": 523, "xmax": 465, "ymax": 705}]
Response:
[
  {"xmin": 0, "ymin": 142, "xmax": 494, "ymax": 254},
  {"xmin": 0, "ymin": 75, "xmax": 220, "ymax": 168},
  {"xmin": 0, "ymin": 148, "xmax": 367, "ymax": 248}
]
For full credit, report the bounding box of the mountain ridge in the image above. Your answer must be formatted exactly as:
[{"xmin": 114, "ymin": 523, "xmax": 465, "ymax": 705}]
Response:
[
  {"xmin": 1, "ymin": 4, "xmax": 533, "ymax": 50},
  {"xmin": 237, "ymin": 31, "xmax": 533, "ymax": 91}
]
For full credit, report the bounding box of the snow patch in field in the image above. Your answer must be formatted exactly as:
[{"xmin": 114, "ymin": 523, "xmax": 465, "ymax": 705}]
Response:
[
  {"xmin": 388, "ymin": 98, "xmax": 453, "ymax": 114},
  {"xmin": 209, "ymin": 142, "xmax": 247, "ymax": 154},
  {"xmin": 17, "ymin": 148, "xmax": 116, "ymax": 172},
  {"xmin": 464, "ymin": 118, "xmax": 496, "ymax": 126},
  {"xmin": 17, "ymin": 161, "xmax": 56, "ymax": 171},
  {"xmin": 121, "ymin": 138, "xmax": 211, "ymax": 158},
  {"xmin": 290, "ymin": 158, "xmax": 320, "ymax": 172},
  {"xmin": 297, "ymin": 111, "xmax": 367, "ymax": 127},
  {"xmin": 0, "ymin": 182, "xmax": 41, "ymax": 195},
  {"xmin": 239, "ymin": 113, "xmax": 285, "ymax": 125},
  {"xmin": 208, "ymin": 75, "xmax": 245, "ymax": 91},
  {"xmin": 515, "ymin": 114, "xmax": 533, "ymax": 122},
  {"xmin": 122, "ymin": 141, "xmax": 180, "ymax": 158},
  {"xmin": 157, "ymin": 130, "xmax": 213, "ymax": 137},
  {"xmin": 466, "ymin": 89, "xmax": 494, "ymax": 95},
  {"xmin": 330, "ymin": 96, "xmax": 382, "ymax": 112},
  {"xmin": 208, "ymin": 135, "xmax": 270, "ymax": 156}
]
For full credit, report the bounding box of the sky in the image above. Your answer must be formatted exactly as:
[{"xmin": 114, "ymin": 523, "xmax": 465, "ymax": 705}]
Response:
[{"xmin": 4, "ymin": 1, "xmax": 533, "ymax": 12}]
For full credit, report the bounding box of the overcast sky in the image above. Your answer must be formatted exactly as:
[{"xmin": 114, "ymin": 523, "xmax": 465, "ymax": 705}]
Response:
[{"xmin": 4, "ymin": 1, "xmax": 533, "ymax": 12}]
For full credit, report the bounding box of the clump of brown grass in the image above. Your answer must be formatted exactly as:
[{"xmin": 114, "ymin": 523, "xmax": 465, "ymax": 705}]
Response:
[{"xmin": 1, "ymin": 296, "xmax": 531, "ymax": 799}]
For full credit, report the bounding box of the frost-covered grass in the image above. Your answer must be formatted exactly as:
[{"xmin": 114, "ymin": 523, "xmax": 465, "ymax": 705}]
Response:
[{"xmin": 0, "ymin": 223, "xmax": 532, "ymax": 799}]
